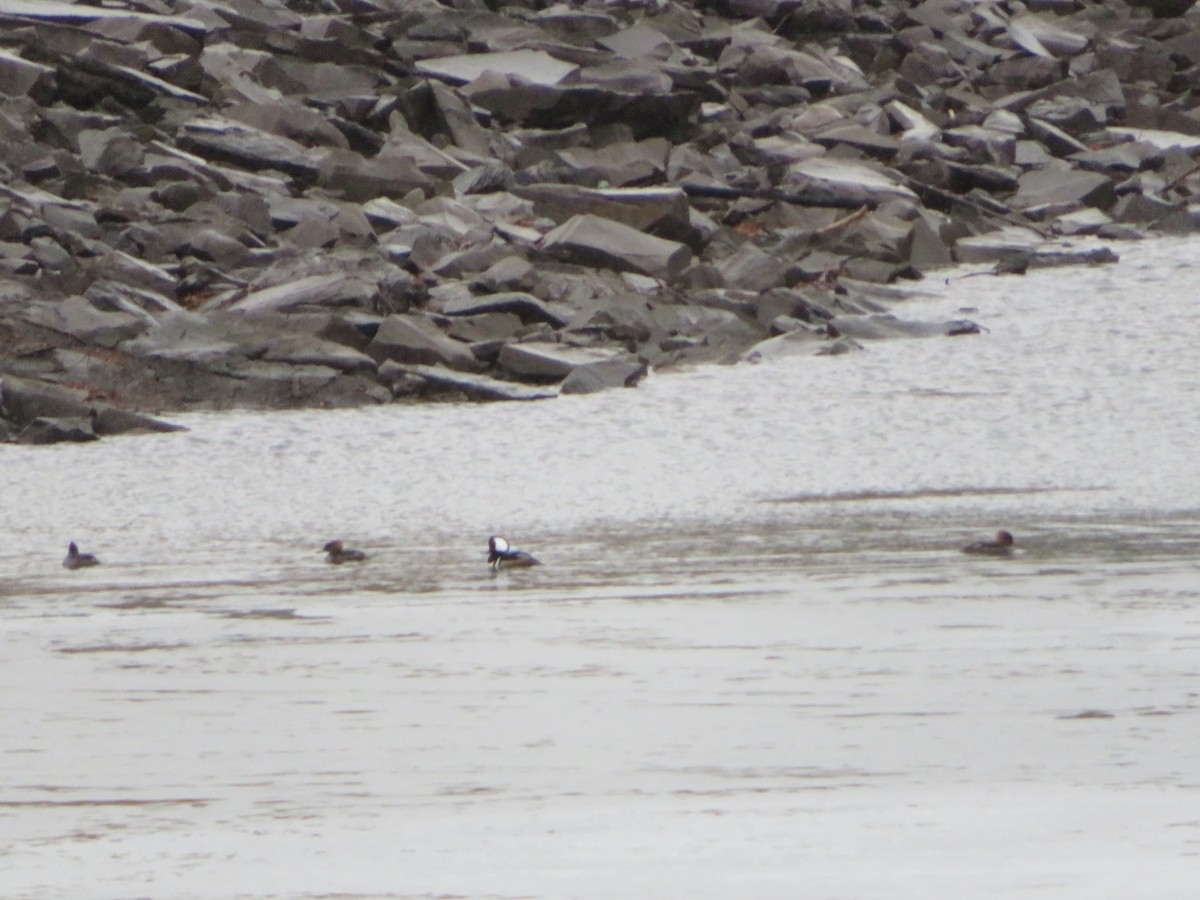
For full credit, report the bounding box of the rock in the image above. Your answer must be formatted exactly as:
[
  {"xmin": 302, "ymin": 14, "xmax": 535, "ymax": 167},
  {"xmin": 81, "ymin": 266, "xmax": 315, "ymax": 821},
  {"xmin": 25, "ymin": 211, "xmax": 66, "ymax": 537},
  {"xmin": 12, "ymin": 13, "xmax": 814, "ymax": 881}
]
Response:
[
  {"xmin": 393, "ymin": 364, "xmax": 557, "ymax": 402},
  {"xmin": 0, "ymin": 375, "xmax": 182, "ymax": 444},
  {"xmin": 18, "ymin": 416, "xmax": 99, "ymax": 444},
  {"xmin": 19, "ymin": 296, "xmax": 148, "ymax": 347},
  {"xmin": 260, "ymin": 334, "xmax": 377, "ymax": 374},
  {"xmin": 435, "ymin": 292, "xmax": 568, "ymax": 328},
  {"xmin": 0, "ymin": 0, "xmax": 1183, "ymax": 426},
  {"xmin": 222, "ymin": 273, "xmax": 376, "ymax": 315},
  {"xmin": 560, "ymin": 358, "xmax": 648, "ymax": 394},
  {"xmin": 416, "ymin": 50, "xmax": 579, "ymax": 88},
  {"xmin": 177, "ymin": 117, "xmax": 321, "ymax": 183},
  {"xmin": 1010, "ymin": 168, "xmax": 1116, "ymax": 212},
  {"xmin": 367, "ymin": 314, "xmax": 482, "ymax": 372},
  {"xmin": 541, "ymin": 214, "xmax": 692, "ymax": 281},
  {"xmin": 955, "ymin": 227, "xmax": 1120, "ymax": 267},
  {"xmin": 514, "ymin": 184, "xmax": 690, "ymax": 234},
  {"xmin": 498, "ymin": 341, "xmax": 629, "ymax": 382},
  {"xmin": 741, "ymin": 327, "xmax": 863, "ymax": 362},
  {"xmin": 829, "ymin": 314, "xmax": 982, "ymax": 340},
  {"xmin": 784, "ymin": 157, "xmax": 919, "ymax": 207}
]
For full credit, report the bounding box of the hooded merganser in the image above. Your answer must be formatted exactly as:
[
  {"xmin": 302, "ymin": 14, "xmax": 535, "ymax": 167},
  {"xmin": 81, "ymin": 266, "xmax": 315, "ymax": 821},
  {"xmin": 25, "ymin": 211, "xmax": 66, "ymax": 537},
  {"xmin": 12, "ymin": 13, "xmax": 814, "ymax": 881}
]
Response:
[
  {"xmin": 323, "ymin": 540, "xmax": 367, "ymax": 564},
  {"xmin": 63, "ymin": 542, "xmax": 100, "ymax": 569},
  {"xmin": 962, "ymin": 530, "xmax": 1015, "ymax": 556},
  {"xmin": 488, "ymin": 535, "xmax": 539, "ymax": 571}
]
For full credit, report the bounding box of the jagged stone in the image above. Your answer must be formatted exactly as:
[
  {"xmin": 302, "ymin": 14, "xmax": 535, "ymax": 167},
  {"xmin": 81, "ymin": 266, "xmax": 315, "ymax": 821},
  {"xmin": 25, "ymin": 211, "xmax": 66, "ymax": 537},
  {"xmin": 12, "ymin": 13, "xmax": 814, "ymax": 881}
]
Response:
[
  {"xmin": 395, "ymin": 364, "xmax": 557, "ymax": 402},
  {"xmin": 19, "ymin": 296, "xmax": 148, "ymax": 347},
  {"xmin": 0, "ymin": 0, "xmax": 1182, "ymax": 428},
  {"xmin": 560, "ymin": 358, "xmax": 648, "ymax": 394},
  {"xmin": 1010, "ymin": 168, "xmax": 1115, "ymax": 212},
  {"xmin": 0, "ymin": 374, "xmax": 183, "ymax": 444},
  {"xmin": 499, "ymin": 341, "xmax": 628, "ymax": 382},
  {"xmin": 367, "ymin": 314, "xmax": 482, "ymax": 372},
  {"xmin": 541, "ymin": 214, "xmax": 692, "ymax": 281},
  {"xmin": 436, "ymin": 292, "xmax": 568, "ymax": 329},
  {"xmin": 177, "ymin": 116, "xmax": 322, "ymax": 183},
  {"xmin": 417, "ymin": 50, "xmax": 578, "ymax": 88},
  {"xmin": 222, "ymin": 273, "xmax": 376, "ymax": 315}
]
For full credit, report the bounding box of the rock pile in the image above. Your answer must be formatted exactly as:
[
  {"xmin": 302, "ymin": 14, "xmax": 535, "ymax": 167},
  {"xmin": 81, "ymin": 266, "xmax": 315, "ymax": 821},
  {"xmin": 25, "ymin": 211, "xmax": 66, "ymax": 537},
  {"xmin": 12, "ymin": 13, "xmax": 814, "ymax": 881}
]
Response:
[{"xmin": 3, "ymin": 0, "xmax": 1199, "ymax": 442}]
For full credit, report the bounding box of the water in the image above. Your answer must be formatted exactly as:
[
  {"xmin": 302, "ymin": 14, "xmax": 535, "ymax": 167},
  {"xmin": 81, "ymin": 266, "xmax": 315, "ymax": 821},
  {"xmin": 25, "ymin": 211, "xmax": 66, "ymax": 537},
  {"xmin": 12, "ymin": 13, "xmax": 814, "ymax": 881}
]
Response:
[{"xmin": 3, "ymin": 237, "xmax": 1200, "ymax": 898}]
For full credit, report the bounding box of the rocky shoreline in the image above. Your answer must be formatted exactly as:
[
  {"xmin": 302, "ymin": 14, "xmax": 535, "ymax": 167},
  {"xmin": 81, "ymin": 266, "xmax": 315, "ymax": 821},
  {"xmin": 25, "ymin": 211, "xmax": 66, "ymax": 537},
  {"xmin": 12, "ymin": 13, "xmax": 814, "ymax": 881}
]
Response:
[{"xmin": 2, "ymin": 0, "xmax": 1198, "ymax": 443}]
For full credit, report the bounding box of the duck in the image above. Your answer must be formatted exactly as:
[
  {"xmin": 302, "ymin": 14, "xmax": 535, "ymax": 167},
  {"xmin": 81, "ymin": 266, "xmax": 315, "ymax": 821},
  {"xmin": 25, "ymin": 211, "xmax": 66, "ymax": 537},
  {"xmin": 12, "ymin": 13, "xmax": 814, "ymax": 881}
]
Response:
[
  {"xmin": 323, "ymin": 540, "xmax": 367, "ymax": 564},
  {"xmin": 63, "ymin": 542, "xmax": 100, "ymax": 569},
  {"xmin": 488, "ymin": 535, "xmax": 540, "ymax": 571},
  {"xmin": 962, "ymin": 529, "xmax": 1015, "ymax": 556}
]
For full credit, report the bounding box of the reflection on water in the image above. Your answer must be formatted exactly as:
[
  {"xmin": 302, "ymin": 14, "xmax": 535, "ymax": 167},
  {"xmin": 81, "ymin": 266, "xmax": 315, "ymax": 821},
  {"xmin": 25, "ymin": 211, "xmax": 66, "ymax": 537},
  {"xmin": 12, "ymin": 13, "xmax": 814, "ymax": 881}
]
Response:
[{"xmin": 3, "ymin": 238, "xmax": 1200, "ymax": 898}]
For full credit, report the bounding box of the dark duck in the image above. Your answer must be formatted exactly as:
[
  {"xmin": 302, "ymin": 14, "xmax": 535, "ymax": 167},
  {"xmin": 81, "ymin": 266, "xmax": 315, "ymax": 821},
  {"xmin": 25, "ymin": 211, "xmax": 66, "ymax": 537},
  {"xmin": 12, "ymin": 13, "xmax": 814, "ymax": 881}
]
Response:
[
  {"xmin": 961, "ymin": 530, "xmax": 1015, "ymax": 556},
  {"xmin": 63, "ymin": 542, "xmax": 100, "ymax": 569},
  {"xmin": 323, "ymin": 540, "xmax": 367, "ymax": 564}
]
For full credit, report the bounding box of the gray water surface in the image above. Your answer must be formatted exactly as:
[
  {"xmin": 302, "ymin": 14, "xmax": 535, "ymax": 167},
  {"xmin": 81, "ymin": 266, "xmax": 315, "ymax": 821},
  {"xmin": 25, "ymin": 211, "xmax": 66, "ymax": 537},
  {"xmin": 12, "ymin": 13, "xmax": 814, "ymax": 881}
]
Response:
[{"xmin": 3, "ymin": 238, "xmax": 1199, "ymax": 898}]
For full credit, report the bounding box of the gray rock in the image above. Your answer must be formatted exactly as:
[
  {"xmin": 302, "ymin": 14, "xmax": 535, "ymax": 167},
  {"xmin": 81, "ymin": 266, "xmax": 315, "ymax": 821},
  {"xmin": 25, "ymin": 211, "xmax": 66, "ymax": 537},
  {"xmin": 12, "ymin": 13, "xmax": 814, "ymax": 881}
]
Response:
[
  {"xmin": 417, "ymin": 50, "xmax": 579, "ymax": 87},
  {"xmin": 515, "ymin": 184, "xmax": 690, "ymax": 234},
  {"xmin": 499, "ymin": 341, "xmax": 628, "ymax": 382},
  {"xmin": 0, "ymin": 375, "xmax": 183, "ymax": 443},
  {"xmin": 19, "ymin": 296, "xmax": 148, "ymax": 347},
  {"xmin": 177, "ymin": 116, "xmax": 321, "ymax": 183},
  {"xmin": 223, "ymin": 273, "xmax": 376, "ymax": 315},
  {"xmin": 0, "ymin": 48, "xmax": 55, "ymax": 99},
  {"xmin": 367, "ymin": 314, "xmax": 482, "ymax": 372},
  {"xmin": 436, "ymin": 292, "xmax": 568, "ymax": 328},
  {"xmin": 260, "ymin": 334, "xmax": 377, "ymax": 374},
  {"xmin": 784, "ymin": 157, "xmax": 919, "ymax": 207},
  {"xmin": 716, "ymin": 243, "xmax": 794, "ymax": 292},
  {"xmin": 395, "ymin": 364, "xmax": 557, "ymax": 402},
  {"xmin": 560, "ymin": 358, "xmax": 648, "ymax": 395},
  {"xmin": 1010, "ymin": 168, "xmax": 1115, "ymax": 212},
  {"xmin": 741, "ymin": 327, "xmax": 862, "ymax": 362},
  {"xmin": 830, "ymin": 314, "xmax": 981, "ymax": 340},
  {"xmin": 470, "ymin": 256, "xmax": 535, "ymax": 294},
  {"xmin": 16, "ymin": 416, "xmax": 98, "ymax": 444},
  {"xmin": 123, "ymin": 312, "xmax": 249, "ymax": 366},
  {"xmin": 541, "ymin": 214, "xmax": 692, "ymax": 281},
  {"xmin": 955, "ymin": 227, "xmax": 1121, "ymax": 267},
  {"xmin": 1008, "ymin": 15, "xmax": 1089, "ymax": 59}
]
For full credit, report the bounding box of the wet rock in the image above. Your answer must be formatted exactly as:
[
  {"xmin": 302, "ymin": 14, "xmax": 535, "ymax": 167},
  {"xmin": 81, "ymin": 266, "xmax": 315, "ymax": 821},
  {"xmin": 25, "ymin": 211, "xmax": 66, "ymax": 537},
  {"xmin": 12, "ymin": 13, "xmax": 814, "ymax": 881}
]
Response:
[
  {"xmin": 21, "ymin": 415, "xmax": 99, "ymax": 443},
  {"xmin": 394, "ymin": 364, "xmax": 557, "ymax": 402},
  {"xmin": 741, "ymin": 327, "xmax": 863, "ymax": 362},
  {"xmin": 0, "ymin": 374, "xmax": 182, "ymax": 444},
  {"xmin": 955, "ymin": 227, "xmax": 1120, "ymax": 267},
  {"xmin": 560, "ymin": 358, "xmax": 648, "ymax": 395},
  {"xmin": 499, "ymin": 341, "xmax": 629, "ymax": 383},
  {"xmin": 829, "ymin": 314, "xmax": 982, "ymax": 340}
]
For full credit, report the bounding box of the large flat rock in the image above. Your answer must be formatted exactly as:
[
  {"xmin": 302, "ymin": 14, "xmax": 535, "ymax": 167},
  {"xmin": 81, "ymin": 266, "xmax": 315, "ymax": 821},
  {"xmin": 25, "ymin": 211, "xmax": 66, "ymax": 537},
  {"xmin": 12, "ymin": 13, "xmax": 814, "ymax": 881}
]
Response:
[
  {"xmin": 367, "ymin": 315, "xmax": 483, "ymax": 372},
  {"xmin": 541, "ymin": 214, "xmax": 692, "ymax": 281},
  {"xmin": 499, "ymin": 341, "xmax": 627, "ymax": 381},
  {"xmin": 416, "ymin": 51, "xmax": 578, "ymax": 87},
  {"xmin": 397, "ymin": 365, "xmax": 557, "ymax": 402}
]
